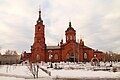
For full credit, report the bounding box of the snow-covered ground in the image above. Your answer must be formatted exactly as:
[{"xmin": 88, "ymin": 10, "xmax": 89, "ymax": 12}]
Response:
[
  {"xmin": 51, "ymin": 69, "xmax": 120, "ymax": 78},
  {"xmin": 0, "ymin": 76, "xmax": 52, "ymax": 80},
  {"xmin": 0, "ymin": 64, "xmax": 51, "ymax": 80},
  {"xmin": 41, "ymin": 62, "xmax": 120, "ymax": 78},
  {"xmin": 0, "ymin": 62, "xmax": 119, "ymax": 80}
]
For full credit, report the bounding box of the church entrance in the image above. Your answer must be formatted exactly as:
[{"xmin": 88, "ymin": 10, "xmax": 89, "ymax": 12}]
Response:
[
  {"xmin": 69, "ymin": 53, "xmax": 74, "ymax": 62},
  {"xmin": 67, "ymin": 53, "xmax": 78, "ymax": 62}
]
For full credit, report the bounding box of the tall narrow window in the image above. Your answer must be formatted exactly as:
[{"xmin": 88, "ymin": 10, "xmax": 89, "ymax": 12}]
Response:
[
  {"xmin": 66, "ymin": 53, "xmax": 69, "ymax": 60},
  {"xmin": 54, "ymin": 54, "xmax": 58, "ymax": 60},
  {"xmin": 38, "ymin": 27, "xmax": 40, "ymax": 31},
  {"xmin": 74, "ymin": 36, "xmax": 76, "ymax": 40},
  {"xmin": 70, "ymin": 36, "xmax": 72, "ymax": 40},
  {"xmin": 84, "ymin": 53, "xmax": 87, "ymax": 59},
  {"xmin": 36, "ymin": 54, "xmax": 40, "ymax": 61}
]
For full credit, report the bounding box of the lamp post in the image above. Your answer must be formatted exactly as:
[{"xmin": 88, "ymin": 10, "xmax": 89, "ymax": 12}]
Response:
[
  {"xmin": 48, "ymin": 50, "xmax": 53, "ymax": 68},
  {"xmin": 110, "ymin": 54, "xmax": 112, "ymax": 67},
  {"xmin": 94, "ymin": 55, "xmax": 97, "ymax": 66}
]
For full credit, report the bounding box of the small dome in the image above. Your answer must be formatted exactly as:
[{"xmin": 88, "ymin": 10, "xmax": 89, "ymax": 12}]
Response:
[{"xmin": 66, "ymin": 21, "xmax": 75, "ymax": 31}]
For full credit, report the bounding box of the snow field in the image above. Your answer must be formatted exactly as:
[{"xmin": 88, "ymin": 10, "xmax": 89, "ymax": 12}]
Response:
[{"xmin": 0, "ymin": 62, "xmax": 119, "ymax": 80}]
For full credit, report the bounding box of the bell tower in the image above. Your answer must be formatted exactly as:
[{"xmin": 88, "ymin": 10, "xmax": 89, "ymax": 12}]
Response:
[
  {"xmin": 35, "ymin": 9, "xmax": 45, "ymax": 44},
  {"xmin": 65, "ymin": 21, "xmax": 76, "ymax": 43},
  {"xmin": 31, "ymin": 9, "xmax": 45, "ymax": 62}
]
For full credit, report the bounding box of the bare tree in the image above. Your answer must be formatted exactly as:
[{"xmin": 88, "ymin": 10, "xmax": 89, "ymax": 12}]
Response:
[{"xmin": 27, "ymin": 61, "xmax": 39, "ymax": 78}]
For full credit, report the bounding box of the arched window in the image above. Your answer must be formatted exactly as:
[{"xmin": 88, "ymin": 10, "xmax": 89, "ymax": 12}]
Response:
[
  {"xmin": 38, "ymin": 27, "xmax": 40, "ymax": 31},
  {"xmin": 66, "ymin": 53, "xmax": 69, "ymax": 59},
  {"xmin": 74, "ymin": 36, "xmax": 76, "ymax": 40},
  {"xmin": 67, "ymin": 36, "xmax": 69, "ymax": 40},
  {"xmin": 48, "ymin": 50, "xmax": 52, "ymax": 60},
  {"xmin": 54, "ymin": 54, "xmax": 58, "ymax": 60},
  {"xmin": 38, "ymin": 39, "xmax": 41, "ymax": 42},
  {"xmin": 84, "ymin": 53, "xmax": 87, "ymax": 59},
  {"xmin": 36, "ymin": 54, "xmax": 40, "ymax": 61},
  {"xmin": 70, "ymin": 36, "xmax": 72, "ymax": 40}
]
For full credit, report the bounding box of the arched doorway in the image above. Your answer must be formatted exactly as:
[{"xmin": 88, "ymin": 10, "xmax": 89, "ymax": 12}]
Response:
[
  {"xmin": 91, "ymin": 55, "xmax": 99, "ymax": 66},
  {"xmin": 69, "ymin": 53, "xmax": 74, "ymax": 62},
  {"xmin": 66, "ymin": 52, "xmax": 78, "ymax": 62}
]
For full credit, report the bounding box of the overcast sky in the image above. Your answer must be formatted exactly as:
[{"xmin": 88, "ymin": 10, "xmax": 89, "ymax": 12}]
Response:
[{"xmin": 0, "ymin": 0, "xmax": 120, "ymax": 54}]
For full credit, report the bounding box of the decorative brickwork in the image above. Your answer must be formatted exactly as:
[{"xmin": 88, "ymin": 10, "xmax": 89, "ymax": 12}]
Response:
[{"xmin": 30, "ymin": 10, "xmax": 103, "ymax": 62}]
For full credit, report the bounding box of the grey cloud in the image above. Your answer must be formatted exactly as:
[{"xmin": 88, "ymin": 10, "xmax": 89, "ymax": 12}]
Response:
[{"xmin": 0, "ymin": 0, "xmax": 120, "ymax": 54}]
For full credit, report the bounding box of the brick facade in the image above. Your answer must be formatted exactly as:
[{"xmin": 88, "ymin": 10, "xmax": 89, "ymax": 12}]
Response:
[{"xmin": 30, "ymin": 10, "xmax": 103, "ymax": 63}]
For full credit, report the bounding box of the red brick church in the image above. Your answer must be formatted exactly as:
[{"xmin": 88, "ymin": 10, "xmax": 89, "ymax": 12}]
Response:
[{"xmin": 25, "ymin": 9, "xmax": 103, "ymax": 63}]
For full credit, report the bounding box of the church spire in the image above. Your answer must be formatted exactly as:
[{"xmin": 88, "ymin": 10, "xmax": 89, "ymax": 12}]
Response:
[
  {"xmin": 69, "ymin": 21, "xmax": 72, "ymax": 27},
  {"xmin": 37, "ymin": 7, "xmax": 43, "ymax": 24},
  {"xmin": 69, "ymin": 18, "xmax": 72, "ymax": 27},
  {"xmin": 66, "ymin": 19, "xmax": 74, "ymax": 31}
]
